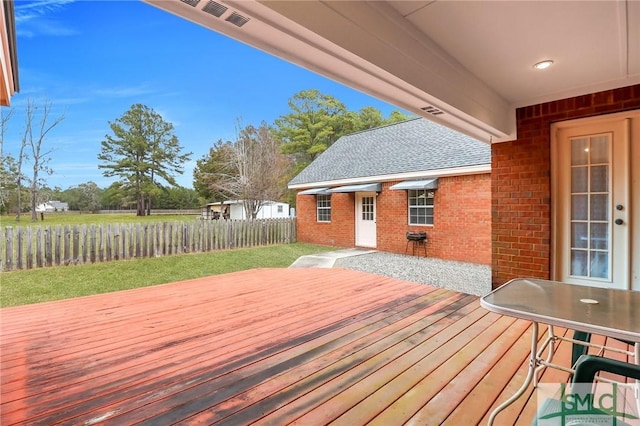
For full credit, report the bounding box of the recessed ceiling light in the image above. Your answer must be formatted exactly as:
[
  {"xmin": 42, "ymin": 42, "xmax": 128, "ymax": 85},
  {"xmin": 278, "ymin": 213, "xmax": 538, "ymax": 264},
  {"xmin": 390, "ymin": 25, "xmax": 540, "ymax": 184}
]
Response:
[{"xmin": 534, "ymin": 60, "xmax": 554, "ymax": 70}]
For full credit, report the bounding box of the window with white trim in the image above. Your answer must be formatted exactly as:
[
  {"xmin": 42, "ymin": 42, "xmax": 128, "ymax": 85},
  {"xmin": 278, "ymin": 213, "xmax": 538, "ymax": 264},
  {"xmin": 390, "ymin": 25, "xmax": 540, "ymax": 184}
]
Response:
[
  {"xmin": 408, "ymin": 190, "xmax": 434, "ymax": 225},
  {"xmin": 316, "ymin": 194, "xmax": 331, "ymax": 222}
]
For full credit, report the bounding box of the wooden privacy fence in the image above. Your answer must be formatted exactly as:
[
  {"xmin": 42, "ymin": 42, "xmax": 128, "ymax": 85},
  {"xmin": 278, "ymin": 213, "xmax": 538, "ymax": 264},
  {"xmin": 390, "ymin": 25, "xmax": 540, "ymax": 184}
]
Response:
[{"xmin": 0, "ymin": 218, "xmax": 296, "ymax": 272}]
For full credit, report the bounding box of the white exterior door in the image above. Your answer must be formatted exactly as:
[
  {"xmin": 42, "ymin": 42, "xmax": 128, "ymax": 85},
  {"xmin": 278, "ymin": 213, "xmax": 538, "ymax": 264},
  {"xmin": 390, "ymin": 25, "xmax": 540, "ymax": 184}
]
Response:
[
  {"xmin": 552, "ymin": 111, "xmax": 639, "ymax": 290},
  {"xmin": 355, "ymin": 192, "xmax": 377, "ymax": 248}
]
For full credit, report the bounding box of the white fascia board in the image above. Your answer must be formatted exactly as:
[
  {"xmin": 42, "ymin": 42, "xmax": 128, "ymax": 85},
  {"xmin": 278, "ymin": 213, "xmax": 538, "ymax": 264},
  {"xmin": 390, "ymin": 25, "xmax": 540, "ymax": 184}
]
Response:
[
  {"xmin": 144, "ymin": 0, "xmax": 515, "ymax": 142},
  {"xmin": 288, "ymin": 164, "xmax": 491, "ymax": 190},
  {"xmin": 245, "ymin": 0, "xmax": 514, "ymax": 141}
]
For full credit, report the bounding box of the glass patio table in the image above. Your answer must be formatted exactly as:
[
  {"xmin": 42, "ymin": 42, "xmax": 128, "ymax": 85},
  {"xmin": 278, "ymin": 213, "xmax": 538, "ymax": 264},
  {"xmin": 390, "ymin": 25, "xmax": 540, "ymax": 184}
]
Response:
[{"xmin": 480, "ymin": 278, "xmax": 640, "ymax": 425}]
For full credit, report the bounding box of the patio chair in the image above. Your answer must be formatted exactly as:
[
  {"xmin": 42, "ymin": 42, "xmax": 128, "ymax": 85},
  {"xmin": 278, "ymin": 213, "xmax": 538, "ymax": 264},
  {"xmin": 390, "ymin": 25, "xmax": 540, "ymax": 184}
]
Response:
[
  {"xmin": 571, "ymin": 330, "xmax": 592, "ymax": 367},
  {"xmin": 571, "ymin": 331, "xmax": 635, "ymax": 367},
  {"xmin": 572, "ymin": 354, "xmax": 640, "ymax": 383},
  {"xmin": 533, "ymin": 355, "xmax": 640, "ymax": 425}
]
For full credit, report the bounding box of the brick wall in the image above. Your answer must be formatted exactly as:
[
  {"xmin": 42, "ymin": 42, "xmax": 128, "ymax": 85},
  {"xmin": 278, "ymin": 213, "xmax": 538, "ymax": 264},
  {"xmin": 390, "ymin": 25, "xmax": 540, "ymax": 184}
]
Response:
[
  {"xmin": 296, "ymin": 192, "xmax": 355, "ymax": 247},
  {"xmin": 296, "ymin": 172, "xmax": 492, "ymax": 265},
  {"xmin": 492, "ymin": 84, "xmax": 640, "ymax": 288}
]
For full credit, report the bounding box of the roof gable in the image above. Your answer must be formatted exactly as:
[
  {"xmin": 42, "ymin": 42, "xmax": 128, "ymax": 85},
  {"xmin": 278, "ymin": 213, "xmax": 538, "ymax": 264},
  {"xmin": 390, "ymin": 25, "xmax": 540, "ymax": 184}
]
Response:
[{"xmin": 289, "ymin": 118, "xmax": 490, "ymax": 186}]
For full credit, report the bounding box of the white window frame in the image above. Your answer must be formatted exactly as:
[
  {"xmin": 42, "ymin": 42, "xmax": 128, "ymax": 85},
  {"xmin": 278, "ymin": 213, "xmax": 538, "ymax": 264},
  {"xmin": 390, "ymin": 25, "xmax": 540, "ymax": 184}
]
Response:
[
  {"xmin": 408, "ymin": 189, "xmax": 434, "ymax": 226},
  {"xmin": 316, "ymin": 194, "xmax": 331, "ymax": 222}
]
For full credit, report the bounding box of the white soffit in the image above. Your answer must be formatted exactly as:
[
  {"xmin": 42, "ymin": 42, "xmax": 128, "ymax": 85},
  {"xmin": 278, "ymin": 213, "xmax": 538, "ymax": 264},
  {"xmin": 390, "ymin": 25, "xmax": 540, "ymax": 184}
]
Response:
[
  {"xmin": 253, "ymin": 0, "xmax": 514, "ymax": 140},
  {"xmin": 144, "ymin": 0, "xmax": 640, "ymax": 143},
  {"xmin": 144, "ymin": 0, "xmax": 513, "ymax": 142},
  {"xmin": 394, "ymin": 1, "xmax": 640, "ymax": 108}
]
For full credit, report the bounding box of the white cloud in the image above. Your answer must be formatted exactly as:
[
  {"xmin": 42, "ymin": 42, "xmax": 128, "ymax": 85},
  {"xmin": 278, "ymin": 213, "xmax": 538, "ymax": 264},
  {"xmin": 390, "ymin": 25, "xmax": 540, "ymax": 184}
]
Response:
[
  {"xmin": 15, "ymin": 0, "xmax": 79, "ymax": 38},
  {"xmin": 15, "ymin": 0, "xmax": 75, "ymax": 20},
  {"xmin": 92, "ymin": 85, "xmax": 160, "ymax": 99}
]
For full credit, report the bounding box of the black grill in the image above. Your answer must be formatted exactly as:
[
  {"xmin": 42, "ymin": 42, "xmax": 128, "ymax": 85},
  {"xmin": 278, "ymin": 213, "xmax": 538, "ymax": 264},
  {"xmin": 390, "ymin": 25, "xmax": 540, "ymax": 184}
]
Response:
[
  {"xmin": 406, "ymin": 232, "xmax": 427, "ymax": 256},
  {"xmin": 406, "ymin": 231, "xmax": 427, "ymax": 242}
]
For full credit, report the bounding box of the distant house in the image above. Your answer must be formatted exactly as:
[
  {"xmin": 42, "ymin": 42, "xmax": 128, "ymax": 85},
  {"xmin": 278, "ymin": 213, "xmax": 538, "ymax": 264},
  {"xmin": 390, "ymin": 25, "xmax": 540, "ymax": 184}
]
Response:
[
  {"xmin": 201, "ymin": 200, "xmax": 291, "ymax": 220},
  {"xmin": 288, "ymin": 118, "xmax": 492, "ymax": 265},
  {"xmin": 35, "ymin": 201, "xmax": 69, "ymax": 212}
]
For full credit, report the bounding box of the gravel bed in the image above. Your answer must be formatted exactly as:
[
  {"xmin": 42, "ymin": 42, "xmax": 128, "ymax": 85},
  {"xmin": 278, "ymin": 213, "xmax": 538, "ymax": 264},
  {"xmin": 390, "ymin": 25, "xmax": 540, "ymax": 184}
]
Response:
[{"xmin": 334, "ymin": 252, "xmax": 491, "ymax": 296}]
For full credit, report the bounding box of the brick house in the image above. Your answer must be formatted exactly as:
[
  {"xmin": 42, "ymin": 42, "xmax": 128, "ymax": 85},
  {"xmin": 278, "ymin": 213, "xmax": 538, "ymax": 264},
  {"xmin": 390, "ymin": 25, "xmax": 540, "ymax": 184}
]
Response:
[
  {"xmin": 144, "ymin": 2, "xmax": 640, "ymax": 290},
  {"xmin": 289, "ymin": 118, "xmax": 491, "ymax": 265}
]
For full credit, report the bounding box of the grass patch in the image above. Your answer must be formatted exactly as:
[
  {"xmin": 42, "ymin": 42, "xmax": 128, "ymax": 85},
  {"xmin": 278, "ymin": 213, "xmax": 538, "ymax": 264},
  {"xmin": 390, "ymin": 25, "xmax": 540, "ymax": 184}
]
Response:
[
  {"xmin": 0, "ymin": 243, "xmax": 336, "ymax": 307},
  {"xmin": 0, "ymin": 212, "xmax": 200, "ymax": 227}
]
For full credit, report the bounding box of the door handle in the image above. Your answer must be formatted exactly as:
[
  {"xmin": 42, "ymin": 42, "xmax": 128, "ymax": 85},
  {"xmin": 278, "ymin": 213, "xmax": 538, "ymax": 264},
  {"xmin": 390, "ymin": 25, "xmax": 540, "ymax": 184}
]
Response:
[{"xmin": 615, "ymin": 218, "xmax": 624, "ymax": 225}]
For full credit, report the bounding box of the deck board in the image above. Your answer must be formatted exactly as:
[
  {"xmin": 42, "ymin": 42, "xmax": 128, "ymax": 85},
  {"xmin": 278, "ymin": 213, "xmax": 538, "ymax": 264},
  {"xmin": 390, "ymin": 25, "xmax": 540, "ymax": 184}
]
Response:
[
  {"xmin": 1, "ymin": 267, "xmax": 634, "ymax": 425},
  {"xmin": 265, "ymin": 298, "xmax": 483, "ymax": 426},
  {"xmin": 442, "ymin": 318, "xmax": 534, "ymax": 426}
]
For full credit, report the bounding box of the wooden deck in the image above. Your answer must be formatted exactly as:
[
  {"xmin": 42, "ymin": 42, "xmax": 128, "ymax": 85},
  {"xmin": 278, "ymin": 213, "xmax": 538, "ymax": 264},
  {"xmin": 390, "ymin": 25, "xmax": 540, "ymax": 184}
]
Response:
[{"xmin": 0, "ymin": 268, "xmax": 632, "ymax": 425}]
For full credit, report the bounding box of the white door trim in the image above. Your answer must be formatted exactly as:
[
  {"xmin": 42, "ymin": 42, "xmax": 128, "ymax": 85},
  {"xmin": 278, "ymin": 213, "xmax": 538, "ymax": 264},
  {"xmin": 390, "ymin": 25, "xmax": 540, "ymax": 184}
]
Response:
[
  {"xmin": 355, "ymin": 192, "xmax": 377, "ymax": 248},
  {"xmin": 551, "ymin": 110, "xmax": 638, "ymax": 289}
]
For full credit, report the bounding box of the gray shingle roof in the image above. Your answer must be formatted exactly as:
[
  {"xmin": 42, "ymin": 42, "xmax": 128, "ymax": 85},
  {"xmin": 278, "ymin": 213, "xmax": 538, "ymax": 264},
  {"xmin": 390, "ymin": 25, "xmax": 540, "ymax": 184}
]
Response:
[{"xmin": 289, "ymin": 118, "xmax": 490, "ymax": 186}]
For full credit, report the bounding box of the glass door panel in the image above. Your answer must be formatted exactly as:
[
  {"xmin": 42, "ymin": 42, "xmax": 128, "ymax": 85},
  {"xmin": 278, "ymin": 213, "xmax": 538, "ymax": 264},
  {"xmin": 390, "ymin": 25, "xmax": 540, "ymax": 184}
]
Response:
[
  {"xmin": 569, "ymin": 134, "xmax": 611, "ymax": 280},
  {"xmin": 361, "ymin": 196, "xmax": 374, "ymax": 221}
]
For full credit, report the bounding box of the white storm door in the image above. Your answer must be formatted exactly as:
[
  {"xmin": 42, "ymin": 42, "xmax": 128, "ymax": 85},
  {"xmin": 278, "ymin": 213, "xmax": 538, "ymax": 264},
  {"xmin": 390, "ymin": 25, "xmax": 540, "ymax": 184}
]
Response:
[
  {"xmin": 552, "ymin": 112, "xmax": 637, "ymax": 290},
  {"xmin": 355, "ymin": 192, "xmax": 377, "ymax": 248}
]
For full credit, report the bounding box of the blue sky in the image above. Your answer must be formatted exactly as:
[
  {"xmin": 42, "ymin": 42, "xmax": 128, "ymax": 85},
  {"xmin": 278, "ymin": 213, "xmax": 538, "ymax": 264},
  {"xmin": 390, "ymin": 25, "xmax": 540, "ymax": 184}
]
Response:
[{"xmin": 3, "ymin": 0, "xmax": 402, "ymax": 190}]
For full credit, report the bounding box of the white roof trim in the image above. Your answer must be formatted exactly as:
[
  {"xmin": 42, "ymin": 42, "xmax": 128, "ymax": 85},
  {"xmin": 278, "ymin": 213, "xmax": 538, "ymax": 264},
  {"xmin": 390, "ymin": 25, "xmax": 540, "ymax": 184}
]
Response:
[{"xmin": 288, "ymin": 164, "xmax": 490, "ymax": 189}]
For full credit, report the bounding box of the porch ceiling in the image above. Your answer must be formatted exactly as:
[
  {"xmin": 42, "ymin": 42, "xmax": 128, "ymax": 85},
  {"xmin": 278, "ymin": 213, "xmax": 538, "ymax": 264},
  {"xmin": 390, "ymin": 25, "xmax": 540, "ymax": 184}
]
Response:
[{"xmin": 144, "ymin": 0, "xmax": 640, "ymax": 142}]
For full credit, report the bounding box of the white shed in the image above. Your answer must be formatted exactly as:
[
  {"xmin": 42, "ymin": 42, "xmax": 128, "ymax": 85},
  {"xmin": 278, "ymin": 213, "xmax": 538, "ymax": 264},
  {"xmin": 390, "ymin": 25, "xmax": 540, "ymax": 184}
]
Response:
[
  {"xmin": 223, "ymin": 200, "xmax": 290, "ymax": 220},
  {"xmin": 35, "ymin": 201, "xmax": 69, "ymax": 212},
  {"xmin": 202, "ymin": 200, "xmax": 290, "ymax": 220}
]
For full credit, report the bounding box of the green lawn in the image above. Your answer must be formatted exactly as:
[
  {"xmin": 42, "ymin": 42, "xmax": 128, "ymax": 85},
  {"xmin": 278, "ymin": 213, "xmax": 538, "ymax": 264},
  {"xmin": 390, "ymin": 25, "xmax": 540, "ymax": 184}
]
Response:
[
  {"xmin": 0, "ymin": 243, "xmax": 336, "ymax": 307},
  {"xmin": 0, "ymin": 212, "xmax": 200, "ymax": 227}
]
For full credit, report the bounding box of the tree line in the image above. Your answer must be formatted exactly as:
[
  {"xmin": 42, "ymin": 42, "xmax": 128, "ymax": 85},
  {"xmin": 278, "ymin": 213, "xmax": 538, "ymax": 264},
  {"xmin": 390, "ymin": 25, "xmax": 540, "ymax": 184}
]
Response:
[
  {"xmin": 1, "ymin": 89, "xmax": 410, "ymax": 220},
  {"xmin": 194, "ymin": 89, "xmax": 411, "ymax": 212}
]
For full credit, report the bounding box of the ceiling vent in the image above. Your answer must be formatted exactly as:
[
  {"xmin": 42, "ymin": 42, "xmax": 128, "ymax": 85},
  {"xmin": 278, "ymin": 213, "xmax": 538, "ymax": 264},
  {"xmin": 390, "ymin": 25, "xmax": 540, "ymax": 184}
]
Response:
[
  {"xmin": 420, "ymin": 106, "xmax": 444, "ymax": 116},
  {"xmin": 226, "ymin": 12, "xmax": 250, "ymax": 27},
  {"xmin": 180, "ymin": 0, "xmax": 201, "ymax": 7},
  {"xmin": 203, "ymin": 1, "xmax": 228, "ymax": 17}
]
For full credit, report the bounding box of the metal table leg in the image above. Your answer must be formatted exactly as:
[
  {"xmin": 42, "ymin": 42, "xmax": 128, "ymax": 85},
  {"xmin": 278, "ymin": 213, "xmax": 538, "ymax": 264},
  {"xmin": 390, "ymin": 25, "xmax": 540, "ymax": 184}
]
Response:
[{"xmin": 488, "ymin": 322, "xmax": 539, "ymax": 425}]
